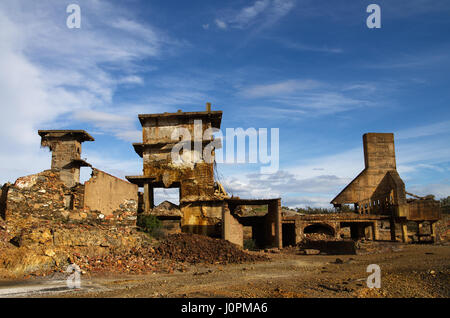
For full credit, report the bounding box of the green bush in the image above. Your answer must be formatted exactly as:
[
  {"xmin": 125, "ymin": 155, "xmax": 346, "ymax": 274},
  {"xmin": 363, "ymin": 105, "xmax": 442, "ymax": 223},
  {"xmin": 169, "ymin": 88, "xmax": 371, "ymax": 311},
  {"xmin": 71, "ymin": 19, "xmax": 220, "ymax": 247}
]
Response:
[
  {"xmin": 244, "ymin": 239, "xmax": 257, "ymax": 251},
  {"xmin": 137, "ymin": 214, "xmax": 162, "ymax": 237}
]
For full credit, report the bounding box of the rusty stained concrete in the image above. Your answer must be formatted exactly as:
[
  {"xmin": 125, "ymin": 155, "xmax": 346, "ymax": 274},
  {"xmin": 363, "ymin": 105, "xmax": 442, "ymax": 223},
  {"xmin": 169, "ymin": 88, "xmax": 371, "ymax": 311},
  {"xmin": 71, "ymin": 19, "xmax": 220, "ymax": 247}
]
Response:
[
  {"xmin": 3, "ymin": 113, "xmax": 443, "ymax": 250},
  {"xmin": 330, "ymin": 133, "xmax": 440, "ymax": 221},
  {"xmin": 280, "ymin": 133, "xmax": 441, "ymax": 246},
  {"xmin": 290, "ymin": 132, "xmax": 443, "ymax": 244},
  {"xmin": 126, "ymin": 105, "xmax": 282, "ymax": 248}
]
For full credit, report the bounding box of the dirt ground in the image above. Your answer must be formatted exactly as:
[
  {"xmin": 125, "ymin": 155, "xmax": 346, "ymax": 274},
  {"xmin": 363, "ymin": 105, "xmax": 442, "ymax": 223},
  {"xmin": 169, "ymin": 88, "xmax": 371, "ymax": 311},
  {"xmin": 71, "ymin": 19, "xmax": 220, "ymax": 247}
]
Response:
[{"xmin": 22, "ymin": 242, "xmax": 449, "ymax": 298}]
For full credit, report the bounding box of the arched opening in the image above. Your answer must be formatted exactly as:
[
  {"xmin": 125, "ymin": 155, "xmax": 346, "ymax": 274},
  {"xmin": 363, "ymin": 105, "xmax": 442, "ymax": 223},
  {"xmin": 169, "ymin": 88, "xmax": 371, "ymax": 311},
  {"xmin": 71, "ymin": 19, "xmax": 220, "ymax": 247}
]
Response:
[{"xmin": 303, "ymin": 223, "xmax": 335, "ymax": 236}]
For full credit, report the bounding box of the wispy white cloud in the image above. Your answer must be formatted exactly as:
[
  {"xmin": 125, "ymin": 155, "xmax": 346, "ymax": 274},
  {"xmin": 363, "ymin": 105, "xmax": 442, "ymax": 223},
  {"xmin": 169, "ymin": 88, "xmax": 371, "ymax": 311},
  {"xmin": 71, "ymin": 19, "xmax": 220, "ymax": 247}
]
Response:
[
  {"xmin": 397, "ymin": 120, "xmax": 450, "ymax": 140},
  {"xmin": 280, "ymin": 41, "xmax": 343, "ymax": 54},
  {"xmin": 362, "ymin": 50, "xmax": 450, "ymax": 70},
  {"xmin": 219, "ymin": 118, "xmax": 450, "ymax": 207},
  {"xmin": 407, "ymin": 183, "xmax": 450, "ymax": 199},
  {"xmin": 73, "ymin": 110, "xmax": 140, "ymax": 142},
  {"xmin": 232, "ymin": 0, "xmax": 271, "ymax": 28},
  {"xmin": 221, "ymin": 169, "xmax": 350, "ymax": 208},
  {"xmin": 81, "ymin": 150, "xmax": 142, "ymax": 183},
  {"xmin": 239, "ymin": 79, "xmax": 377, "ymax": 116},
  {"xmin": 118, "ymin": 75, "xmax": 144, "ymax": 85},
  {"xmin": 215, "ymin": 19, "xmax": 228, "ymax": 29},
  {"xmin": 240, "ymin": 79, "xmax": 321, "ymax": 98},
  {"xmin": 215, "ymin": 0, "xmax": 295, "ymax": 30},
  {"xmin": 0, "ymin": 0, "xmax": 181, "ymax": 183}
]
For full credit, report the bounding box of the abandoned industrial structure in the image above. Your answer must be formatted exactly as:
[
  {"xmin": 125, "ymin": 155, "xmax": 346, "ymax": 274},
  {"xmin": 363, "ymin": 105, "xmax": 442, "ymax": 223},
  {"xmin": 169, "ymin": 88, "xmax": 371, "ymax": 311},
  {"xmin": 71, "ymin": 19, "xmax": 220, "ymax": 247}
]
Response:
[
  {"xmin": 125, "ymin": 104, "xmax": 282, "ymax": 248},
  {"xmin": 282, "ymin": 133, "xmax": 441, "ymax": 246},
  {"xmin": 0, "ymin": 106, "xmax": 442, "ymax": 250},
  {"xmin": 0, "ymin": 130, "xmax": 139, "ymax": 238}
]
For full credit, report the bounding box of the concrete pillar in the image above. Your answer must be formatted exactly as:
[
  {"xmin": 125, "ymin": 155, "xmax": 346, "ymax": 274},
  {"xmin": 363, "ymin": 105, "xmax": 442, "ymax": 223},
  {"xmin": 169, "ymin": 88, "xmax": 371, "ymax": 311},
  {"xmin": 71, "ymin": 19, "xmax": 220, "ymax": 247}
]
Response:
[
  {"xmin": 417, "ymin": 222, "xmax": 423, "ymax": 242},
  {"xmin": 295, "ymin": 220, "xmax": 303, "ymax": 245},
  {"xmin": 143, "ymin": 183, "xmax": 150, "ymax": 213},
  {"xmin": 222, "ymin": 205, "xmax": 243, "ymax": 247},
  {"xmin": 401, "ymin": 222, "xmax": 409, "ymax": 243},
  {"xmin": 149, "ymin": 185, "xmax": 154, "ymax": 209},
  {"xmin": 430, "ymin": 222, "xmax": 436, "ymax": 242},
  {"xmin": 334, "ymin": 223, "xmax": 340, "ymax": 239},
  {"xmin": 143, "ymin": 184, "xmax": 154, "ymax": 213},
  {"xmin": 267, "ymin": 199, "xmax": 282, "ymax": 249},
  {"xmin": 358, "ymin": 224, "xmax": 366, "ymax": 239},
  {"xmin": 372, "ymin": 221, "xmax": 379, "ymax": 241},
  {"xmin": 389, "ymin": 218, "xmax": 396, "ymax": 242},
  {"xmin": 366, "ymin": 225, "xmax": 373, "ymax": 240}
]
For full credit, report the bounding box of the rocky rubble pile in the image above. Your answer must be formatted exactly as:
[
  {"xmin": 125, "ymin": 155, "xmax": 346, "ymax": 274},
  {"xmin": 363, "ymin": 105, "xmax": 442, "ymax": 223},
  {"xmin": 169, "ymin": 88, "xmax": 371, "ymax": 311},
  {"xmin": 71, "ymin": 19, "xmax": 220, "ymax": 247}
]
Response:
[
  {"xmin": 1, "ymin": 229, "xmax": 268, "ymax": 278},
  {"xmin": 68, "ymin": 246, "xmax": 186, "ymax": 276},
  {"xmin": 0, "ymin": 218, "xmax": 10, "ymax": 248},
  {"xmin": 2, "ymin": 169, "xmax": 138, "ymax": 234},
  {"xmin": 155, "ymin": 233, "xmax": 268, "ymax": 265},
  {"xmin": 50, "ymin": 233, "xmax": 269, "ymax": 276}
]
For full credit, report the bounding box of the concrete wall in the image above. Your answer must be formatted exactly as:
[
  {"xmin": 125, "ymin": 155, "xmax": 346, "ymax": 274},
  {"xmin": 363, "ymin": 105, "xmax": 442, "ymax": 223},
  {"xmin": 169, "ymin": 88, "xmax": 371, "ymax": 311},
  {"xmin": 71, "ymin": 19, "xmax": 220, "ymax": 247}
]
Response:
[
  {"xmin": 84, "ymin": 169, "xmax": 138, "ymax": 216},
  {"xmin": 180, "ymin": 201, "xmax": 223, "ymax": 237},
  {"xmin": 266, "ymin": 200, "xmax": 282, "ymax": 249},
  {"xmin": 160, "ymin": 219, "xmax": 182, "ymax": 234},
  {"xmin": 405, "ymin": 200, "xmax": 441, "ymax": 221},
  {"xmin": 142, "ymin": 116, "xmax": 214, "ymax": 144},
  {"xmin": 363, "ymin": 133, "xmax": 396, "ymax": 170},
  {"xmin": 222, "ymin": 205, "xmax": 243, "ymax": 247}
]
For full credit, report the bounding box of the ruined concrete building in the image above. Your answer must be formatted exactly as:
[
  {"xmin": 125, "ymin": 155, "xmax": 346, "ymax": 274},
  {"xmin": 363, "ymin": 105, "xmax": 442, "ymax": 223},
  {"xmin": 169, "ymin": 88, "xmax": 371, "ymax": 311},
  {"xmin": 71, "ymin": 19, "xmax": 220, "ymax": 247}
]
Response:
[
  {"xmin": 38, "ymin": 130, "xmax": 94, "ymax": 187},
  {"xmin": 330, "ymin": 133, "xmax": 440, "ymax": 242},
  {"xmin": 0, "ymin": 116, "xmax": 442, "ymax": 251},
  {"xmin": 1, "ymin": 130, "xmax": 138, "ymax": 235},
  {"xmin": 126, "ymin": 104, "xmax": 282, "ymax": 248},
  {"xmin": 281, "ymin": 133, "xmax": 441, "ymax": 246}
]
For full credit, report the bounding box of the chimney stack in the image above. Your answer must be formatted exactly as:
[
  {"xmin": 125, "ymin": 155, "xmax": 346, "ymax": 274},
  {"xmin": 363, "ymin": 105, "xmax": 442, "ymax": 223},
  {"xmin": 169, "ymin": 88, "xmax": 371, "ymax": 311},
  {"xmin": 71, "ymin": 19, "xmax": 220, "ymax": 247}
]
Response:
[{"xmin": 206, "ymin": 102, "xmax": 211, "ymax": 112}]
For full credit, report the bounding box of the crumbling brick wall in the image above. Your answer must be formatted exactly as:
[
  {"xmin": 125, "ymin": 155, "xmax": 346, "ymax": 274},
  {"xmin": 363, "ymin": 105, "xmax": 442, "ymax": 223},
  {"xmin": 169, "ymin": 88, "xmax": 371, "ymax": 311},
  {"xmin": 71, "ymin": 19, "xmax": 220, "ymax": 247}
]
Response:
[{"xmin": 3, "ymin": 169, "xmax": 138, "ymax": 236}]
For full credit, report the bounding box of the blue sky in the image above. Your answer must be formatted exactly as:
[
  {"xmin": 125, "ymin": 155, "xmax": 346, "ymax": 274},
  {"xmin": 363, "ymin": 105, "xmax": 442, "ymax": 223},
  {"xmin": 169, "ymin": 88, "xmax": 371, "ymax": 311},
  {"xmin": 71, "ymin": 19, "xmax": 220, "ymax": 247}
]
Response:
[{"xmin": 0, "ymin": 0, "xmax": 449, "ymax": 207}]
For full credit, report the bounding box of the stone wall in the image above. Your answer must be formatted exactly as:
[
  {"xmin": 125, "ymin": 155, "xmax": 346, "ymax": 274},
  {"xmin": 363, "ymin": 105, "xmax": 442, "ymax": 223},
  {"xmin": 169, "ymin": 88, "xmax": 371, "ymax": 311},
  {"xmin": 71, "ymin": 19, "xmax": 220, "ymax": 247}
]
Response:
[{"xmin": 3, "ymin": 170, "xmax": 70, "ymax": 229}]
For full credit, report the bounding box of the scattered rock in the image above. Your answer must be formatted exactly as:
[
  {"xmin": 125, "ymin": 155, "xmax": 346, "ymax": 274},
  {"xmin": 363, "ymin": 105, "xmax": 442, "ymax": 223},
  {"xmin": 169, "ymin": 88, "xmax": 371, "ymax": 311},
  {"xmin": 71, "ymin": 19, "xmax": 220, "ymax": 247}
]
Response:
[{"xmin": 304, "ymin": 249, "xmax": 320, "ymax": 255}]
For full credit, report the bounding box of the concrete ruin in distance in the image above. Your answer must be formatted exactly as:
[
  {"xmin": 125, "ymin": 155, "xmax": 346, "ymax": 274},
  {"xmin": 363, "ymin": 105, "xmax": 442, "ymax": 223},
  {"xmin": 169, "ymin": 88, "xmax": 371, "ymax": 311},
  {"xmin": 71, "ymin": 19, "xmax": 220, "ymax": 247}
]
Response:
[{"xmin": 281, "ymin": 133, "xmax": 441, "ymax": 246}]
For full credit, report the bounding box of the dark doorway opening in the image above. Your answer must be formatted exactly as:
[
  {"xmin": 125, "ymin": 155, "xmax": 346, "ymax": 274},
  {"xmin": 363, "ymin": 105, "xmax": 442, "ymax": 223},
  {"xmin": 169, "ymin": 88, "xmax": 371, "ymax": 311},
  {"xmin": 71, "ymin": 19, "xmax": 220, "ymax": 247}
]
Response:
[
  {"xmin": 304, "ymin": 223, "xmax": 334, "ymax": 236},
  {"xmin": 282, "ymin": 223, "xmax": 296, "ymax": 247}
]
